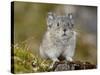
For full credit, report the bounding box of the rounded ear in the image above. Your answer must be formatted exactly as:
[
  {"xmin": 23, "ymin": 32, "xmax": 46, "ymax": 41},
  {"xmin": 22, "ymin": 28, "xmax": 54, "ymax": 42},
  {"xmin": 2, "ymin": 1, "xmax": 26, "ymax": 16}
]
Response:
[
  {"xmin": 47, "ymin": 12, "xmax": 56, "ymax": 29},
  {"xmin": 68, "ymin": 13, "xmax": 74, "ymax": 28},
  {"xmin": 68, "ymin": 13, "xmax": 73, "ymax": 19},
  {"xmin": 47, "ymin": 12, "xmax": 56, "ymax": 20}
]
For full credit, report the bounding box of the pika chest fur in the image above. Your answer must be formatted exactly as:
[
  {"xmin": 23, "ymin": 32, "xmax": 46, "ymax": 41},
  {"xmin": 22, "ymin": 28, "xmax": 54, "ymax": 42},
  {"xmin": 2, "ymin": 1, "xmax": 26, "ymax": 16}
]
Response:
[{"xmin": 40, "ymin": 12, "xmax": 76, "ymax": 66}]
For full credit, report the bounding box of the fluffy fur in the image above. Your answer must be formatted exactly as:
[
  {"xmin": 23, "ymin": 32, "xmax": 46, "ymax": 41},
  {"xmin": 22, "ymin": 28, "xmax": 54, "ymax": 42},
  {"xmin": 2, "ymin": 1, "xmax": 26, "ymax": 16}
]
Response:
[{"xmin": 40, "ymin": 12, "xmax": 76, "ymax": 63}]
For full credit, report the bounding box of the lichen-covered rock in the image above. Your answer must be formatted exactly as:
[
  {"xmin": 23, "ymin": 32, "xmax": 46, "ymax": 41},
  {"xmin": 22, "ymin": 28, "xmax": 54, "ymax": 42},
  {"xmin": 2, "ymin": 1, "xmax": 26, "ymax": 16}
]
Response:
[{"xmin": 53, "ymin": 61, "xmax": 96, "ymax": 71}]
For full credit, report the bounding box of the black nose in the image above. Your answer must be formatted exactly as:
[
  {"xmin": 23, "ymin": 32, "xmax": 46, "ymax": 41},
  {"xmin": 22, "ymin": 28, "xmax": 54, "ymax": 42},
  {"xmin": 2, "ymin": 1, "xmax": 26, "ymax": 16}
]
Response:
[{"xmin": 63, "ymin": 29, "xmax": 66, "ymax": 32}]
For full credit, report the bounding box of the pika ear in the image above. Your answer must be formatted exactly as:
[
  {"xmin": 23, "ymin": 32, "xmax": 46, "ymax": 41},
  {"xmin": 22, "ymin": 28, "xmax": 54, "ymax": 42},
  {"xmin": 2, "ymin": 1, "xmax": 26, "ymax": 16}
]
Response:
[
  {"xmin": 68, "ymin": 13, "xmax": 73, "ymax": 19},
  {"xmin": 47, "ymin": 12, "xmax": 56, "ymax": 20},
  {"xmin": 47, "ymin": 12, "xmax": 56, "ymax": 29},
  {"xmin": 68, "ymin": 13, "xmax": 74, "ymax": 28}
]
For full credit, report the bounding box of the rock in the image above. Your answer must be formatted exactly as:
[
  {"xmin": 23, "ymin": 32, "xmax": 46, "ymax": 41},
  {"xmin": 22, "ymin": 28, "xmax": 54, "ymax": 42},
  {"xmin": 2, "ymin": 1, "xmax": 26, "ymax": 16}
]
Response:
[{"xmin": 53, "ymin": 61, "xmax": 96, "ymax": 71}]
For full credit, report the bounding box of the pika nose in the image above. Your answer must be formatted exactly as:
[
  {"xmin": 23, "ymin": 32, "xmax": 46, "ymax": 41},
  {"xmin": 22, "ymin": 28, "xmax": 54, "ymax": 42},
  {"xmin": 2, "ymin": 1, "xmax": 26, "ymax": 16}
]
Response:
[{"xmin": 63, "ymin": 29, "xmax": 66, "ymax": 32}]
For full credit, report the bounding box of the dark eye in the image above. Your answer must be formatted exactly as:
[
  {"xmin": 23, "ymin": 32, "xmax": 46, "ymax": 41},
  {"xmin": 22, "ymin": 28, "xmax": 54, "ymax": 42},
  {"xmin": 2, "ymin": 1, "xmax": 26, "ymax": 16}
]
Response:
[
  {"xmin": 68, "ymin": 23, "xmax": 72, "ymax": 29},
  {"xmin": 57, "ymin": 23, "xmax": 59, "ymax": 26},
  {"xmin": 48, "ymin": 24, "xmax": 52, "ymax": 28},
  {"xmin": 71, "ymin": 24, "xmax": 74, "ymax": 27}
]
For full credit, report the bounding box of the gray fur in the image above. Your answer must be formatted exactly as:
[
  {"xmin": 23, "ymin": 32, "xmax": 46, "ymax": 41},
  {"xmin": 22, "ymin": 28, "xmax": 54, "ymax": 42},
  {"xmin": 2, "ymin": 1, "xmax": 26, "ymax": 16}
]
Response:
[{"xmin": 40, "ymin": 12, "xmax": 76, "ymax": 63}]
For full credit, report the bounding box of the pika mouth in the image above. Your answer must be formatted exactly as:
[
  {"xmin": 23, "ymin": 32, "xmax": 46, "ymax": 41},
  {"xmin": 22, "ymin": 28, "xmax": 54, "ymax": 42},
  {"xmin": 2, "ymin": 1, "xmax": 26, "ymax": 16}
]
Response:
[{"xmin": 62, "ymin": 33, "xmax": 67, "ymax": 36}]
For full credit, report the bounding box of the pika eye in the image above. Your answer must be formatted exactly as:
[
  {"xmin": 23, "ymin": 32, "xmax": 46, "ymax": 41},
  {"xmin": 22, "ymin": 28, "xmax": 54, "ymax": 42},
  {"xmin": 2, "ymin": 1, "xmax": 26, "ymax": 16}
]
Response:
[
  {"xmin": 57, "ymin": 23, "xmax": 59, "ymax": 26},
  {"xmin": 71, "ymin": 24, "xmax": 74, "ymax": 27},
  {"xmin": 48, "ymin": 24, "xmax": 52, "ymax": 28}
]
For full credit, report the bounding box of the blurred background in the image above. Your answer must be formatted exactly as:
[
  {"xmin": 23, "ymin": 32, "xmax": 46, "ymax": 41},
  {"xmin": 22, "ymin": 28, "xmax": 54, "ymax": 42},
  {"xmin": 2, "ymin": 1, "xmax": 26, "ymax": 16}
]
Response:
[{"xmin": 13, "ymin": 1, "xmax": 97, "ymax": 71}]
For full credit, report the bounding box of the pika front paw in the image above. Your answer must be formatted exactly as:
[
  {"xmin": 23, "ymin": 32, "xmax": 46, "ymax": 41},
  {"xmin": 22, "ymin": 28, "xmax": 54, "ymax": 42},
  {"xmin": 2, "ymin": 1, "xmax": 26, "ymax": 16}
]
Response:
[{"xmin": 66, "ymin": 57, "xmax": 73, "ymax": 62}]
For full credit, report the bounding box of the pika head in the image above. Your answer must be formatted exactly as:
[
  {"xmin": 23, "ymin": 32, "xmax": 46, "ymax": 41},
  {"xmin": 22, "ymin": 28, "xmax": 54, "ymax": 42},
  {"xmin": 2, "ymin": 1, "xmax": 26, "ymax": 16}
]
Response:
[{"xmin": 47, "ymin": 12, "xmax": 74, "ymax": 39}]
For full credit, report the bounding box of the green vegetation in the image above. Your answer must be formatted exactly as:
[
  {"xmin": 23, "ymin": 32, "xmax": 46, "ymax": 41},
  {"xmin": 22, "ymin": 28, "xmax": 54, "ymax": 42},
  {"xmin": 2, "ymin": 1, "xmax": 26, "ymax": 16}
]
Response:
[{"xmin": 12, "ymin": 44, "xmax": 52, "ymax": 73}]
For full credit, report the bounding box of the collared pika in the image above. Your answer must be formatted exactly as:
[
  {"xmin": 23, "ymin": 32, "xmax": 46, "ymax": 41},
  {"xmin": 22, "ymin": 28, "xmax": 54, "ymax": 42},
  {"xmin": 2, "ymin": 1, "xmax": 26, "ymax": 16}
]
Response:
[{"xmin": 40, "ymin": 12, "xmax": 76, "ymax": 64}]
